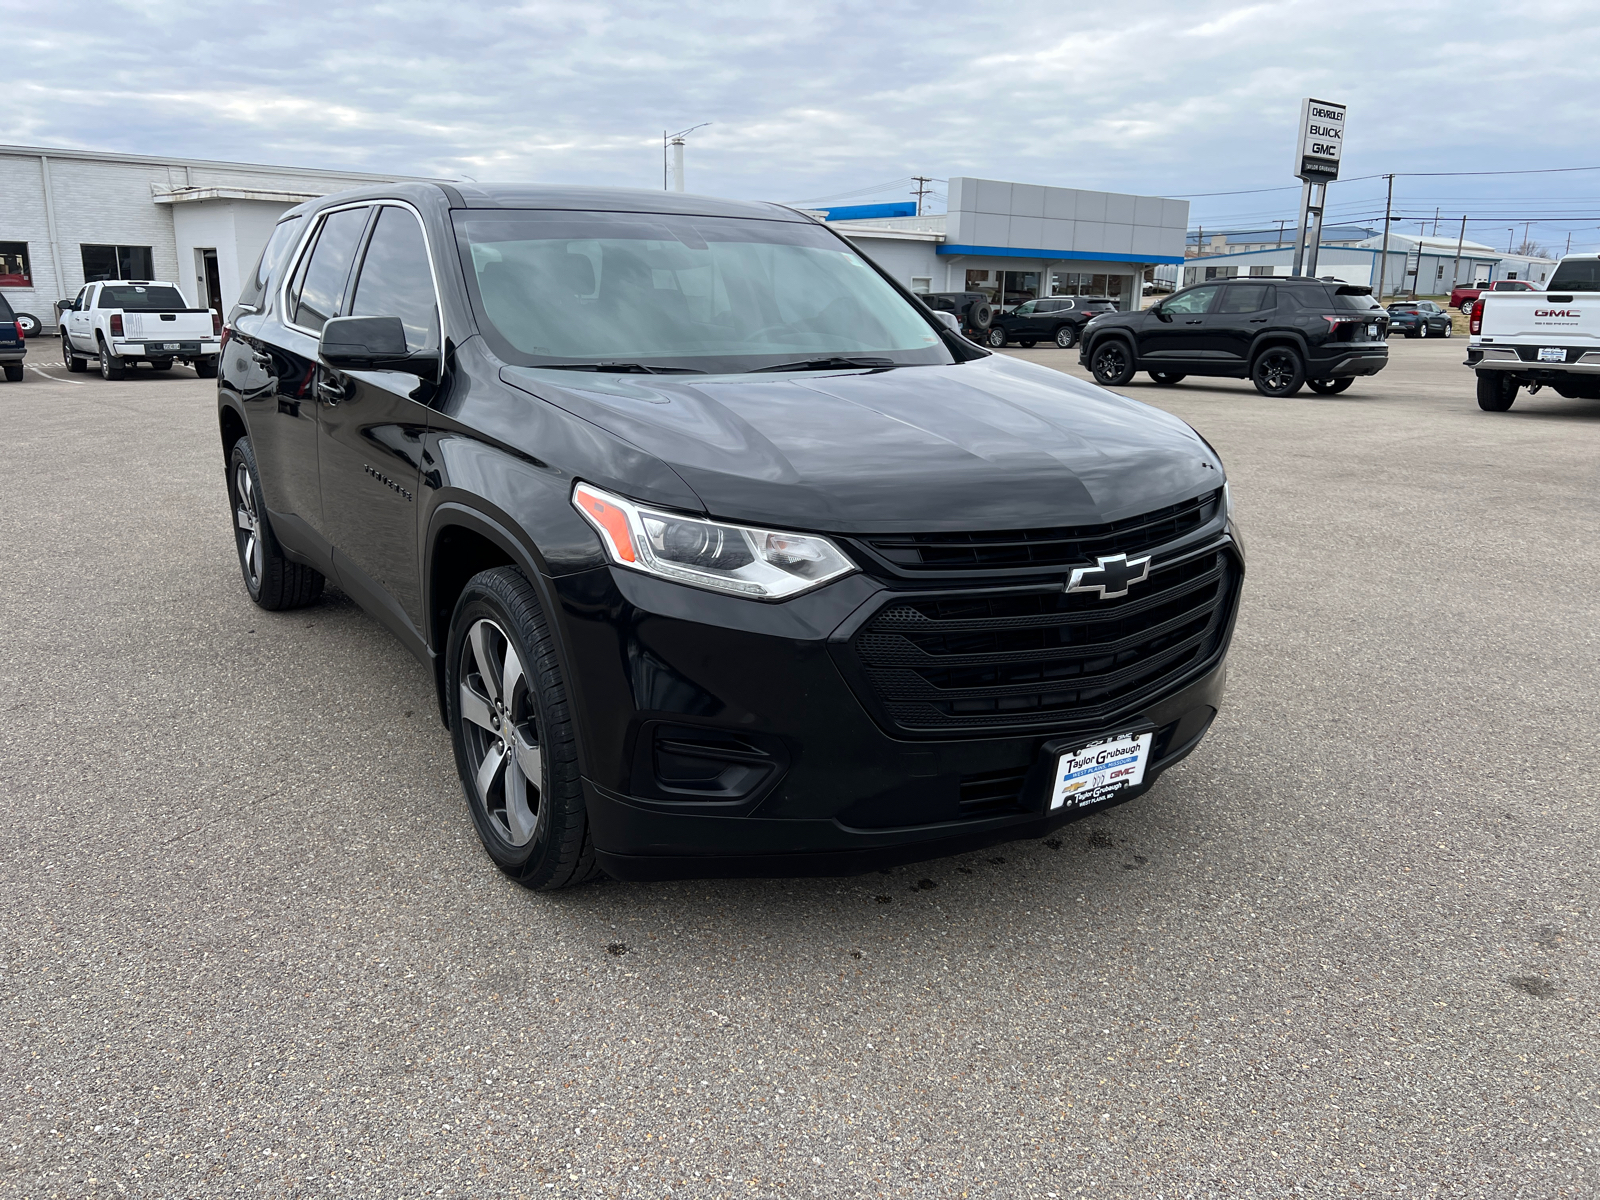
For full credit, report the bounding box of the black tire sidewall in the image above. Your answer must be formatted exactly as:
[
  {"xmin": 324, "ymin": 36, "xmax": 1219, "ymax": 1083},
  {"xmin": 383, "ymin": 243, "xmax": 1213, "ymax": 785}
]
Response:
[
  {"xmin": 445, "ymin": 568, "xmax": 591, "ymax": 889},
  {"xmin": 227, "ymin": 439, "xmax": 271, "ymax": 603},
  {"xmin": 1091, "ymin": 341, "xmax": 1135, "ymax": 386},
  {"xmin": 1252, "ymin": 348, "xmax": 1305, "ymax": 397}
]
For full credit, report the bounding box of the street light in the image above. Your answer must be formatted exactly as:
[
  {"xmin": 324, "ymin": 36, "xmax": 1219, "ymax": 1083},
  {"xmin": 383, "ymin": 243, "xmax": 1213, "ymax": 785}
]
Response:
[{"xmin": 663, "ymin": 123, "xmax": 712, "ymax": 192}]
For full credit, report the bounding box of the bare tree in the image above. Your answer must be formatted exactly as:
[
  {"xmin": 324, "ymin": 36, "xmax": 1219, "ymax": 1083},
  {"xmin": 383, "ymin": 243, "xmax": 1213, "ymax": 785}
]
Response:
[{"xmin": 1514, "ymin": 239, "xmax": 1549, "ymax": 258}]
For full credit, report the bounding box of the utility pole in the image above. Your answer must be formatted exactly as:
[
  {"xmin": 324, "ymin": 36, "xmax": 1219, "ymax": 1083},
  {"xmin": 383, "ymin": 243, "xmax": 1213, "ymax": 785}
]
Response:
[
  {"xmin": 911, "ymin": 176, "xmax": 932, "ymax": 217},
  {"xmin": 1450, "ymin": 215, "xmax": 1466, "ymax": 294},
  {"xmin": 1508, "ymin": 228, "xmax": 1515, "ymax": 253},
  {"xmin": 1432, "ymin": 206, "xmax": 1440, "ymax": 237},
  {"xmin": 1375, "ymin": 174, "xmax": 1394, "ymax": 302},
  {"xmin": 1276, "ymin": 219, "xmax": 1287, "ymax": 247},
  {"xmin": 1565, "ymin": 231, "xmax": 1572, "ymax": 255}
]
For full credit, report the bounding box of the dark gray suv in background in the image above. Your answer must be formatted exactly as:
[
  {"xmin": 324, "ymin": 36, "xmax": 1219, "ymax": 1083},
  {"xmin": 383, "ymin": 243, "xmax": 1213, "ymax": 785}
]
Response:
[{"xmin": 217, "ymin": 182, "xmax": 1244, "ymax": 888}]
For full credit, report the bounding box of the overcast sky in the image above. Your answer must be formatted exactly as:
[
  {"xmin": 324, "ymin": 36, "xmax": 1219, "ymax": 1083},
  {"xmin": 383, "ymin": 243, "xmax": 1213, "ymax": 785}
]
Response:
[{"xmin": 6, "ymin": 0, "xmax": 1600, "ymax": 251}]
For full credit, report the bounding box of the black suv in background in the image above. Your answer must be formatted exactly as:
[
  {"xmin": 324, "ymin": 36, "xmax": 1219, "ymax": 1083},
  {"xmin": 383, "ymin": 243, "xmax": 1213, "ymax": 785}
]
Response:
[
  {"xmin": 987, "ymin": 296, "xmax": 1118, "ymax": 349},
  {"xmin": 218, "ymin": 183, "xmax": 1243, "ymax": 888},
  {"xmin": 1080, "ymin": 277, "xmax": 1389, "ymax": 396},
  {"xmin": 920, "ymin": 291, "xmax": 994, "ymax": 338},
  {"xmin": 0, "ymin": 291, "xmax": 26, "ymax": 382}
]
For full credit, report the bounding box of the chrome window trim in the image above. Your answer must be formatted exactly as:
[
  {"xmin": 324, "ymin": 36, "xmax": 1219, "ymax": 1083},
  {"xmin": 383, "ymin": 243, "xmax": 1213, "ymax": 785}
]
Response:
[{"xmin": 276, "ymin": 199, "xmax": 448, "ymax": 352}]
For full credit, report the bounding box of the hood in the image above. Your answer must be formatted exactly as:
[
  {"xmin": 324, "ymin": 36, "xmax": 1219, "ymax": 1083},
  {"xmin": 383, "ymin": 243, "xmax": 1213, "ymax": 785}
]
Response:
[{"xmin": 499, "ymin": 355, "xmax": 1222, "ymax": 534}]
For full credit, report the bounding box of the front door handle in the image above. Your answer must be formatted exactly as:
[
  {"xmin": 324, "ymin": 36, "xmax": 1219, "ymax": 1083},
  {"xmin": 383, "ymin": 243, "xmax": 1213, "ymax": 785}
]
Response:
[
  {"xmin": 1248, "ymin": 318, "xmax": 1268, "ymax": 323},
  {"xmin": 1184, "ymin": 319, "xmax": 1203, "ymax": 325},
  {"xmin": 316, "ymin": 379, "xmax": 351, "ymax": 405}
]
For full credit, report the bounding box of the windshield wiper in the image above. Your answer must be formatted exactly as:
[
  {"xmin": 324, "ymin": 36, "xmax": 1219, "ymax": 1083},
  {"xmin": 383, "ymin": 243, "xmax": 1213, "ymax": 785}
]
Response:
[
  {"xmin": 749, "ymin": 357, "xmax": 899, "ymax": 373},
  {"xmin": 542, "ymin": 362, "xmax": 706, "ymax": 375}
]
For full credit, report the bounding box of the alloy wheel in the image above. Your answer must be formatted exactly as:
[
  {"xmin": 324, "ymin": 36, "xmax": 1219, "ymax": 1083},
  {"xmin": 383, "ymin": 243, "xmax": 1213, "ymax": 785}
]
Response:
[
  {"xmin": 233, "ymin": 459, "xmax": 264, "ymax": 591},
  {"xmin": 458, "ymin": 619, "xmax": 543, "ymax": 847}
]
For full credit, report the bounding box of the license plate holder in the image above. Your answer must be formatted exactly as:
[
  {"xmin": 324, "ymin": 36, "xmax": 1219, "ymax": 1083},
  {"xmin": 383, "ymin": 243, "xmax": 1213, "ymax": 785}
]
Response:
[
  {"xmin": 1045, "ymin": 729, "xmax": 1155, "ymax": 813},
  {"xmin": 1537, "ymin": 347, "xmax": 1565, "ymax": 363}
]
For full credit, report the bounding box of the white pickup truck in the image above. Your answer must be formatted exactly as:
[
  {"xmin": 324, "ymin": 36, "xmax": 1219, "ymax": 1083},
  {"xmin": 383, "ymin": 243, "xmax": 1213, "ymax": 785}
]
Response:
[
  {"xmin": 59, "ymin": 280, "xmax": 222, "ymax": 380},
  {"xmin": 1467, "ymin": 254, "xmax": 1600, "ymax": 411}
]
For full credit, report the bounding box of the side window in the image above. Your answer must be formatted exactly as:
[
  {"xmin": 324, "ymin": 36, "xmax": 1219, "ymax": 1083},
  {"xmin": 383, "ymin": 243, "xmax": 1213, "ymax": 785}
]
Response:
[
  {"xmin": 1161, "ymin": 286, "xmax": 1219, "ymax": 316},
  {"xmin": 238, "ymin": 217, "xmax": 303, "ymax": 313},
  {"xmin": 1215, "ymin": 284, "xmax": 1272, "ymax": 314},
  {"xmin": 1014, "ymin": 301, "xmax": 1035, "ymax": 315},
  {"xmin": 289, "ymin": 207, "xmax": 370, "ymax": 333},
  {"xmin": 349, "ymin": 206, "xmax": 440, "ymax": 351},
  {"xmin": 73, "ymin": 286, "xmax": 89, "ymax": 311}
]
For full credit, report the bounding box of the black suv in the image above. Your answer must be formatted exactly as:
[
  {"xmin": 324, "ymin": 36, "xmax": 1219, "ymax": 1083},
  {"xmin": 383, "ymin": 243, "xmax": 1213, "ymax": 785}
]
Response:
[
  {"xmin": 986, "ymin": 296, "xmax": 1118, "ymax": 349},
  {"xmin": 920, "ymin": 291, "xmax": 994, "ymax": 338},
  {"xmin": 1080, "ymin": 277, "xmax": 1389, "ymax": 396},
  {"xmin": 218, "ymin": 183, "xmax": 1243, "ymax": 888},
  {"xmin": 0, "ymin": 291, "xmax": 26, "ymax": 382}
]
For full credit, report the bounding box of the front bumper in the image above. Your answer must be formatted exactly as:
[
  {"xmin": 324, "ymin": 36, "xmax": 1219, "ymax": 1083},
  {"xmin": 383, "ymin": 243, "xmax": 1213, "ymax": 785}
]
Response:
[{"xmin": 548, "ymin": 533, "xmax": 1242, "ymax": 880}]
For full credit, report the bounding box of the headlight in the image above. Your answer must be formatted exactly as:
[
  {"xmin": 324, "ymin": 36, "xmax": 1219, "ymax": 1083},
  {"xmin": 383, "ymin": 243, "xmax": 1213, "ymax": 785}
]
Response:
[{"xmin": 572, "ymin": 482, "xmax": 857, "ymax": 600}]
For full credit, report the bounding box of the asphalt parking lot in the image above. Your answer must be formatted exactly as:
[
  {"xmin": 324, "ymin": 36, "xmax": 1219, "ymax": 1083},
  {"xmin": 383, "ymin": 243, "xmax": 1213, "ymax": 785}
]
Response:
[{"xmin": 3, "ymin": 337, "xmax": 1595, "ymax": 1199}]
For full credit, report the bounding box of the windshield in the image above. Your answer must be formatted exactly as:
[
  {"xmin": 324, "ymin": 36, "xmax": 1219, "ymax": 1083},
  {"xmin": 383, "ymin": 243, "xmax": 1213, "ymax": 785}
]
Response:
[
  {"xmin": 1548, "ymin": 260, "xmax": 1600, "ymax": 292},
  {"xmin": 453, "ymin": 210, "xmax": 951, "ymax": 372},
  {"xmin": 98, "ymin": 284, "xmax": 190, "ymax": 311}
]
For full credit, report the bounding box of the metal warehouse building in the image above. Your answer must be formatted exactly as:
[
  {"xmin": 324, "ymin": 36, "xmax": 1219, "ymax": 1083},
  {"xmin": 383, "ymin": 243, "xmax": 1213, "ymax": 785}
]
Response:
[
  {"xmin": 818, "ymin": 177, "xmax": 1188, "ymax": 308},
  {"xmin": 0, "ymin": 144, "xmax": 430, "ymax": 328}
]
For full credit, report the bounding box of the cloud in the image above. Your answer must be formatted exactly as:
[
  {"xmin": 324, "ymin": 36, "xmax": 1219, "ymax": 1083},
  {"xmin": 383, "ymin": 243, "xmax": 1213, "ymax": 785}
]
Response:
[{"xmin": 3, "ymin": 0, "xmax": 1598, "ymax": 243}]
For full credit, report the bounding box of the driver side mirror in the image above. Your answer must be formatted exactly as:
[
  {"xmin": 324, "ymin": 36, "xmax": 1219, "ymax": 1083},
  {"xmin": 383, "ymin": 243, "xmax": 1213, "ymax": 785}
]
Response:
[
  {"xmin": 319, "ymin": 315, "xmax": 440, "ymax": 382},
  {"xmin": 1151, "ymin": 303, "xmax": 1172, "ymax": 322},
  {"xmin": 932, "ymin": 311, "xmax": 962, "ymax": 336}
]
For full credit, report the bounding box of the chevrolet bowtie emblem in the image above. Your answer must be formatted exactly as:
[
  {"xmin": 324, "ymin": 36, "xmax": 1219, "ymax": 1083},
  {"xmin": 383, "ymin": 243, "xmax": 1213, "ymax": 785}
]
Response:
[{"xmin": 1065, "ymin": 553, "xmax": 1152, "ymax": 600}]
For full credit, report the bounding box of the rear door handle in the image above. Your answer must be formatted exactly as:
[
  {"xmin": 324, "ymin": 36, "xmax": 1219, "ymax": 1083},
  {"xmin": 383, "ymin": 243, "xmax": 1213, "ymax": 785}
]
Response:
[
  {"xmin": 1184, "ymin": 319, "xmax": 1203, "ymax": 325},
  {"xmin": 1249, "ymin": 318, "xmax": 1268, "ymax": 323},
  {"xmin": 316, "ymin": 379, "xmax": 350, "ymax": 404}
]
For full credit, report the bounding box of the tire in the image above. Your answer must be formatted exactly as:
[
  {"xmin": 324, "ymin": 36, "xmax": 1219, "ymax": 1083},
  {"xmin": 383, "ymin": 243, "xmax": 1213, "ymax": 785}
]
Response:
[
  {"xmin": 193, "ymin": 356, "xmax": 219, "ymax": 379},
  {"xmin": 3, "ymin": 364, "xmax": 22, "ymax": 383},
  {"xmin": 1417, "ymin": 322, "xmax": 1428, "ymax": 339},
  {"xmin": 98, "ymin": 339, "xmax": 125, "ymax": 381},
  {"xmin": 965, "ymin": 301, "xmax": 993, "ymax": 331},
  {"xmin": 1307, "ymin": 377, "xmax": 1354, "ymax": 395},
  {"xmin": 1252, "ymin": 347, "xmax": 1305, "ymax": 397},
  {"xmin": 14, "ymin": 312, "xmax": 40, "ymax": 338},
  {"xmin": 1476, "ymin": 372, "xmax": 1517, "ymax": 412},
  {"xmin": 227, "ymin": 437, "xmax": 326, "ymax": 610},
  {"xmin": 1019, "ymin": 340, "xmax": 1037, "ymax": 348},
  {"xmin": 1089, "ymin": 339, "xmax": 1137, "ymax": 387},
  {"xmin": 1147, "ymin": 370, "xmax": 1185, "ymax": 385},
  {"xmin": 986, "ymin": 327, "xmax": 1007, "ymax": 348},
  {"xmin": 1053, "ymin": 325, "xmax": 1077, "ymax": 349},
  {"xmin": 1443, "ymin": 320, "xmax": 1453, "ymax": 338},
  {"xmin": 446, "ymin": 567, "xmax": 598, "ymax": 891},
  {"xmin": 62, "ymin": 332, "xmax": 87, "ymax": 372}
]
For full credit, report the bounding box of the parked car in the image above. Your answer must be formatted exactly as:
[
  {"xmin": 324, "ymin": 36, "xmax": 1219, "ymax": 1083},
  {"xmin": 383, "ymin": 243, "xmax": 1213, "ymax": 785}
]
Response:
[
  {"xmin": 1467, "ymin": 253, "xmax": 1600, "ymax": 411},
  {"xmin": 59, "ymin": 280, "xmax": 222, "ymax": 379},
  {"xmin": 1385, "ymin": 299, "xmax": 1453, "ymax": 339},
  {"xmin": 986, "ymin": 296, "xmax": 1119, "ymax": 349},
  {"xmin": 218, "ymin": 182, "xmax": 1243, "ymax": 888},
  {"xmin": 919, "ymin": 290, "xmax": 994, "ymax": 338},
  {"xmin": 1449, "ymin": 279, "xmax": 1538, "ymax": 311},
  {"xmin": 1080, "ymin": 276, "xmax": 1389, "ymax": 397},
  {"xmin": 0, "ymin": 290, "xmax": 26, "ymax": 381}
]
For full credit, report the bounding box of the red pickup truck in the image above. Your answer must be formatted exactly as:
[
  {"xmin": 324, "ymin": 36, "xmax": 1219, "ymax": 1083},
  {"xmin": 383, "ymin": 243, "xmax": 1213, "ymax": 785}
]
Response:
[{"xmin": 1449, "ymin": 279, "xmax": 1537, "ymax": 311}]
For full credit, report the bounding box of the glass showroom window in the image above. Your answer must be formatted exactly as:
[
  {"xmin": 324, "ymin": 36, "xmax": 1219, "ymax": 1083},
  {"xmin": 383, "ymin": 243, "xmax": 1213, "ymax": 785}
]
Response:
[
  {"xmin": 81, "ymin": 244, "xmax": 155, "ymax": 282},
  {"xmin": 0, "ymin": 243, "xmax": 31, "ymax": 287}
]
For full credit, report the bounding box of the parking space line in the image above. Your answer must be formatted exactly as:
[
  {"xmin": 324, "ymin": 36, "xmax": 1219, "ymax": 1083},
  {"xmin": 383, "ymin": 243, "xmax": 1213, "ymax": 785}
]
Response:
[{"xmin": 28, "ymin": 364, "xmax": 90, "ymax": 385}]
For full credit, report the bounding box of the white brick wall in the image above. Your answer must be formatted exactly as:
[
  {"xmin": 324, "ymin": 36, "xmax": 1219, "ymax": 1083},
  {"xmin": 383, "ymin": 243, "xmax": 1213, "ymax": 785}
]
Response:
[{"xmin": 1, "ymin": 146, "xmax": 429, "ymax": 320}]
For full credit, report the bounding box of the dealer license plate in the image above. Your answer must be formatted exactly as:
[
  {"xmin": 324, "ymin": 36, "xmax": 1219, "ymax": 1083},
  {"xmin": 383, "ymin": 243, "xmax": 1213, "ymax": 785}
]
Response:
[
  {"xmin": 162, "ymin": 342, "xmax": 181, "ymax": 350},
  {"xmin": 1367, "ymin": 324, "xmax": 1378, "ymax": 339},
  {"xmin": 1049, "ymin": 731, "xmax": 1153, "ymax": 811},
  {"xmin": 1538, "ymin": 347, "xmax": 1565, "ymax": 363}
]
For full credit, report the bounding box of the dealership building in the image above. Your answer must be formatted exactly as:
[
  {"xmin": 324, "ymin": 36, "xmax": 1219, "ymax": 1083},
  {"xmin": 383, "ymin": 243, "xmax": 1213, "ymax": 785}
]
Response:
[
  {"xmin": 817, "ymin": 177, "xmax": 1188, "ymax": 308},
  {"xmin": 0, "ymin": 144, "xmax": 432, "ymax": 328},
  {"xmin": 2, "ymin": 144, "xmax": 1187, "ymax": 329}
]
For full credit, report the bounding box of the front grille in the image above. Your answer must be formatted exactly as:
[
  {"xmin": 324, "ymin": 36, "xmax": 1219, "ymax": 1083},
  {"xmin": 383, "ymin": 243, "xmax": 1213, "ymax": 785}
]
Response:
[
  {"xmin": 856, "ymin": 489, "xmax": 1221, "ymax": 573},
  {"xmin": 848, "ymin": 548, "xmax": 1237, "ymax": 733}
]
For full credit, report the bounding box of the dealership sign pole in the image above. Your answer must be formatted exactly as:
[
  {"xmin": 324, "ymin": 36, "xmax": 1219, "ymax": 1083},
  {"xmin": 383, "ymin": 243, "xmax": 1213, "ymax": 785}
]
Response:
[{"xmin": 1289, "ymin": 98, "xmax": 1345, "ymax": 279}]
